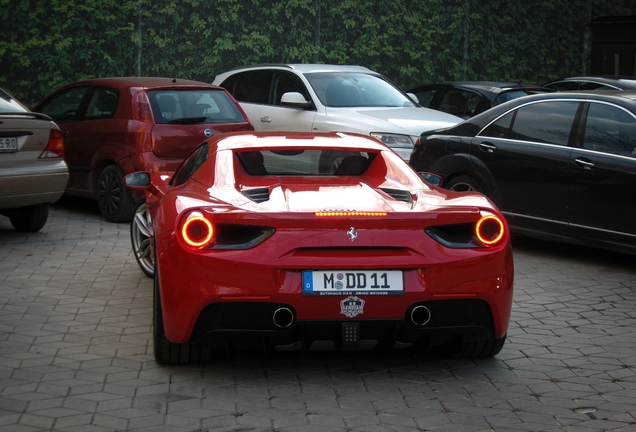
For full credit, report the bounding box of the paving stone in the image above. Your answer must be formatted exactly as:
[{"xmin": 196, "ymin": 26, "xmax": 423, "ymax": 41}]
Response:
[{"xmin": 0, "ymin": 199, "xmax": 635, "ymax": 431}]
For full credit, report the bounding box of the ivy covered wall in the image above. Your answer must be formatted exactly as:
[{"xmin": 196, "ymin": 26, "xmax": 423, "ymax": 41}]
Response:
[{"xmin": 1, "ymin": 0, "xmax": 635, "ymax": 104}]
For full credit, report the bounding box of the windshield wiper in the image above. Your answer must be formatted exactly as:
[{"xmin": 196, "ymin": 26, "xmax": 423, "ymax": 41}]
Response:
[{"xmin": 167, "ymin": 116, "xmax": 206, "ymax": 124}]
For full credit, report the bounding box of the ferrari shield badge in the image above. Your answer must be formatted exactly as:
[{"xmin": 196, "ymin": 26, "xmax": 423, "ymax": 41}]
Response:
[{"xmin": 340, "ymin": 296, "xmax": 365, "ymax": 318}]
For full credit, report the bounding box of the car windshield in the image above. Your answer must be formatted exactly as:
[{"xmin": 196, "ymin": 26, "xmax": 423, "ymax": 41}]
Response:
[
  {"xmin": 147, "ymin": 89, "xmax": 247, "ymax": 124},
  {"xmin": 0, "ymin": 89, "xmax": 28, "ymax": 113},
  {"xmin": 304, "ymin": 72, "xmax": 416, "ymax": 108}
]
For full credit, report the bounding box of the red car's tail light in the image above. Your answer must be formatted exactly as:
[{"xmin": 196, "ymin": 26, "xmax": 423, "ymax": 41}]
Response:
[
  {"xmin": 38, "ymin": 129, "xmax": 64, "ymax": 159},
  {"xmin": 133, "ymin": 91, "xmax": 153, "ymax": 123},
  {"xmin": 475, "ymin": 214, "xmax": 505, "ymax": 246},
  {"xmin": 315, "ymin": 211, "xmax": 387, "ymax": 217},
  {"xmin": 425, "ymin": 212, "xmax": 506, "ymax": 249},
  {"xmin": 180, "ymin": 211, "xmax": 215, "ymax": 249}
]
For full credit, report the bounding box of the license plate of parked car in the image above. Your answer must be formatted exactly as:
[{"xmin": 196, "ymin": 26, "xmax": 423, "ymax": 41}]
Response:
[
  {"xmin": 0, "ymin": 137, "xmax": 17, "ymax": 152},
  {"xmin": 302, "ymin": 270, "xmax": 404, "ymax": 295}
]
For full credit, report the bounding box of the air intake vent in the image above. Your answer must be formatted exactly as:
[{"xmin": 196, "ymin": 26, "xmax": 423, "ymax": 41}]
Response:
[
  {"xmin": 379, "ymin": 188, "xmax": 413, "ymax": 204},
  {"xmin": 242, "ymin": 187, "xmax": 270, "ymax": 203}
]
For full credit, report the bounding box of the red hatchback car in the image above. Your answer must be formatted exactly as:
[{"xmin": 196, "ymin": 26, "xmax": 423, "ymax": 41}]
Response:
[
  {"xmin": 126, "ymin": 131, "xmax": 514, "ymax": 365},
  {"xmin": 33, "ymin": 77, "xmax": 253, "ymax": 222}
]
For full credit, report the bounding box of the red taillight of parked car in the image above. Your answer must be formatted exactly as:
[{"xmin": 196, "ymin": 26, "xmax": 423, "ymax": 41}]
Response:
[
  {"xmin": 180, "ymin": 211, "xmax": 215, "ymax": 249},
  {"xmin": 474, "ymin": 213, "xmax": 505, "ymax": 246},
  {"xmin": 133, "ymin": 91, "xmax": 154, "ymax": 123},
  {"xmin": 38, "ymin": 129, "xmax": 64, "ymax": 159}
]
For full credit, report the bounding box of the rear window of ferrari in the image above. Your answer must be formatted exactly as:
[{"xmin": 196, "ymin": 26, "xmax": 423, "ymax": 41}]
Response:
[
  {"xmin": 147, "ymin": 89, "xmax": 247, "ymax": 125},
  {"xmin": 237, "ymin": 150, "xmax": 378, "ymax": 176}
]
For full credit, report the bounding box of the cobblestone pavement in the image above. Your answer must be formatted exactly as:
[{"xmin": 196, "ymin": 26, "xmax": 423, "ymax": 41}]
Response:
[{"xmin": 0, "ymin": 196, "xmax": 635, "ymax": 432}]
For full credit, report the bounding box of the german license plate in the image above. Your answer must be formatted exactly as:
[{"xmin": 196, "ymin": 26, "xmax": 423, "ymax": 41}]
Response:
[
  {"xmin": 0, "ymin": 137, "xmax": 18, "ymax": 153},
  {"xmin": 303, "ymin": 270, "xmax": 404, "ymax": 296}
]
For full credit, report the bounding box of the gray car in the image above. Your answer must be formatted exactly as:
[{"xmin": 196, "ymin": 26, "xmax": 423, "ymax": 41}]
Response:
[{"xmin": 0, "ymin": 88, "xmax": 68, "ymax": 232}]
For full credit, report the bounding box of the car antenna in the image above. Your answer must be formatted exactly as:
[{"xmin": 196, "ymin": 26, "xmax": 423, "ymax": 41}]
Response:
[{"xmin": 172, "ymin": 78, "xmax": 176, "ymax": 83}]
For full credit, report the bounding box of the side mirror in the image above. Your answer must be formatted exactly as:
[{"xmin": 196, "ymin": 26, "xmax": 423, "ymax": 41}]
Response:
[
  {"xmin": 280, "ymin": 92, "xmax": 312, "ymax": 109},
  {"xmin": 125, "ymin": 172, "xmax": 150, "ymax": 189},
  {"xmin": 419, "ymin": 172, "xmax": 442, "ymax": 186},
  {"xmin": 407, "ymin": 93, "xmax": 419, "ymax": 104}
]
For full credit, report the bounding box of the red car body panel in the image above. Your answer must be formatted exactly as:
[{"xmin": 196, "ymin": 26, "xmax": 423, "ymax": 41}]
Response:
[{"xmin": 141, "ymin": 132, "xmax": 514, "ymax": 357}]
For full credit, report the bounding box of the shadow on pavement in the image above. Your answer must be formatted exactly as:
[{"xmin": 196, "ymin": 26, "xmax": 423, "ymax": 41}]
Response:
[
  {"xmin": 511, "ymin": 234, "xmax": 634, "ymax": 269},
  {"xmin": 52, "ymin": 194, "xmax": 101, "ymax": 215}
]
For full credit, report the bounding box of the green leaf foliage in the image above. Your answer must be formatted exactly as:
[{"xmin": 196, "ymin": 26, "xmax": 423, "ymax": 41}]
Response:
[{"xmin": 1, "ymin": 0, "xmax": 635, "ymax": 104}]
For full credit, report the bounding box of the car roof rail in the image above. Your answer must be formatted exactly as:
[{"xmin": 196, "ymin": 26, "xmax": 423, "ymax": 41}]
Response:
[{"xmin": 229, "ymin": 64, "xmax": 293, "ymax": 71}]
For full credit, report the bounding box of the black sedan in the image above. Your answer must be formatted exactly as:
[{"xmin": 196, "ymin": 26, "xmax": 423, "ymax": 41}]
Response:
[
  {"xmin": 408, "ymin": 81, "xmax": 549, "ymax": 119},
  {"xmin": 409, "ymin": 91, "xmax": 636, "ymax": 255}
]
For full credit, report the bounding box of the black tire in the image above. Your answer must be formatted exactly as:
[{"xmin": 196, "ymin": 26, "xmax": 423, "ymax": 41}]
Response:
[
  {"xmin": 130, "ymin": 199, "xmax": 154, "ymax": 278},
  {"xmin": 153, "ymin": 268, "xmax": 213, "ymax": 365},
  {"xmin": 444, "ymin": 174, "xmax": 483, "ymax": 193},
  {"xmin": 97, "ymin": 165, "xmax": 135, "ymax": 223},
  {"xmin": 9, "ymin": 204, "xmax": 49, "ymax": 232}
]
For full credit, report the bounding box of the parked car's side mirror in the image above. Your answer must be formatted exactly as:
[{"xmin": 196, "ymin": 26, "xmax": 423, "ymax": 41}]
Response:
[
  {"xmin": 125, "ymin": 172, "xmax": 150, "ymax": 189},
  {"xmin": 419, "ymin": 172, "xmax": 442, "ymax": 186},
  {"xmin": 280, "ymin": 92, "xmax": 312, "ymax": 109},
  {"xmin": 407, "ymin": 92, "xmax": 420, "ymax": 104}
]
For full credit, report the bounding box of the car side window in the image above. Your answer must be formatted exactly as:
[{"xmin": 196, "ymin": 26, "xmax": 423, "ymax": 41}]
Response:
[
  {"xmin": 231, "ymin": 70, "xmax": 274, "ymax": 104},
  {"xmin": 438, "ymin": 90, "xmax": 476, "ymax": 117},
  {"xmin": 464, "ymin": 93, "xmax": 485, "ymax": 116},
  {"xmin": 583, "ymin": 103, "xmax": 636, "ymax": 157},
  {"xmin": 171, "ymin": 143, "xmax": 209, "ymax": 186},
  {"xmin": 272, "ymin": 72, "xmax": 310, "ymax": 106},
  {"xmin": 37, "ymin": 86, "xmax": 90, "ymax": 123},
  {"xmin": 480, "ymin": 111, "xmax": 515, "ymax": 138},
  {"xmin": 217, "ymin": 73, "xmax": 238, "ymax": 94},
  {"xmin": 84, "ymin": 87, "xmax": 118, "ymax": 120},
  {"xmin": 509, "ymin": 101, "xmax": 579, "ymax": 146},
  {"xmin": 412, "ymin": 88, "xmax": 436, "ymax": 107},
  {"xmin": 579, "ymin": 82, "xmax": 616, "ymax": 91}
]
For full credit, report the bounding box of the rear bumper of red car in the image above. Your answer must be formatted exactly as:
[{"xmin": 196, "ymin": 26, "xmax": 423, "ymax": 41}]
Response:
[
  {"xmin": 157, "ymin": 250, "xmax": 514, "ymax": 347},
  {"xmin": 188, "ymin": 298, "xmax": 499, "ymax": 354}
]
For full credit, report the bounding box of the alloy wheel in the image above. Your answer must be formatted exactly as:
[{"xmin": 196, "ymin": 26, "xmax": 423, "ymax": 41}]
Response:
[{"xmin": 131, "ymin": 200, "xmax": 155, "ymax": 278}]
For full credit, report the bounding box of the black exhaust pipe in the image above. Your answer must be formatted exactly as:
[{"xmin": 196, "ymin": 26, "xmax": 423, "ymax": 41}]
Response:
[{"xmin": 273, "ymin": 307, "xmax": 295, "ymax": 328}]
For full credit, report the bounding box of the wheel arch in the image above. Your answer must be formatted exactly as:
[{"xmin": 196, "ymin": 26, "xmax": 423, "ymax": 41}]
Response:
[
  {"xmin": 432, "ymin": 153, "xmax": 502, "ymax": 207},
  {"xmin": 88, "ymin": 143, "xmax": 132, "ymax": 196},
  {"xmin": 91, "ymin": 159, "xmax": 118, "ymax": 194}
]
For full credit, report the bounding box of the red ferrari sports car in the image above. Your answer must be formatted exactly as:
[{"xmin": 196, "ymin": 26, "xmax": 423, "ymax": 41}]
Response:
[{"xmin": 126, "ymin": 131, "xmax": 514, "ymax": 364}]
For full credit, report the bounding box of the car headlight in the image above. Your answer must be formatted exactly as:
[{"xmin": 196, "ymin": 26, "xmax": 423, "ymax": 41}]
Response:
[{"xmin": 369, "ymin": 133, "xmax": 414, "ymax": 147}]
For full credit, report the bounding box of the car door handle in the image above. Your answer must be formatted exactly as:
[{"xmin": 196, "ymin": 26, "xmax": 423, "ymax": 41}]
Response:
[
  {"xmin": 479, "ymin": 142, "xmax": 497, "ymax": 153},
  {"xmin": 260, "ymin": 116, "xmax": 272, "ymax": 123},
  {"xmin": 574, "ymin": 158, "xmax": 595, "ymax": 170}
]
